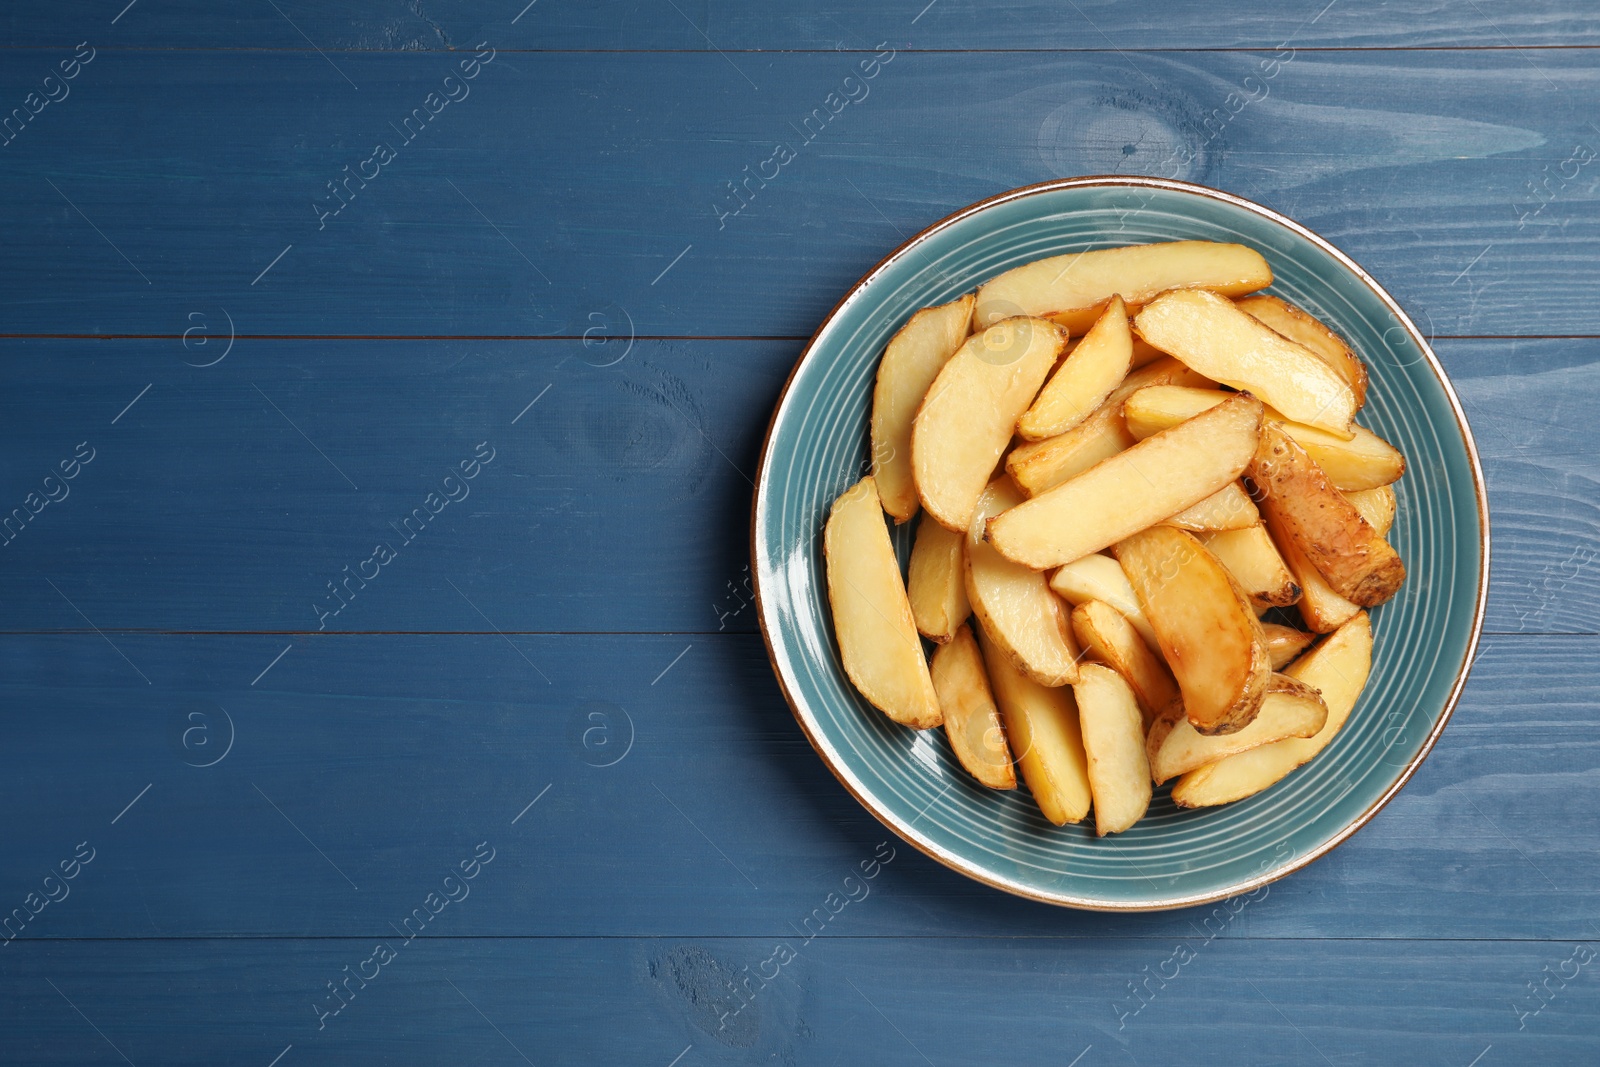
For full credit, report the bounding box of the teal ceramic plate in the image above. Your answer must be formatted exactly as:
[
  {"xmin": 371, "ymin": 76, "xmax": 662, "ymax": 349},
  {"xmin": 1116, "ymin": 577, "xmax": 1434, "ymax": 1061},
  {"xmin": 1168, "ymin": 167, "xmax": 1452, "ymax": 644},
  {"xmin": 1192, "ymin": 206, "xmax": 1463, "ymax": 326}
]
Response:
[{"xmin": 751, "ymin": 177, "xmax": 1488, "ymax": 911}]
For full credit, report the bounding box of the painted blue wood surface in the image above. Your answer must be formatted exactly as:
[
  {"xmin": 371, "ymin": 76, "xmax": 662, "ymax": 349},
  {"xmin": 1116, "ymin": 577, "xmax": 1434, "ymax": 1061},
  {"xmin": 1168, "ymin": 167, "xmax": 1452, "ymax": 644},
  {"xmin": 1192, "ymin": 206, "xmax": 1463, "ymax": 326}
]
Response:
[
  {"xmin": 0, "ymin": 337, "xmax": 1592, "ymax": 635},
  {"xmin": 0, "ymin": 9, "xmax": 1597, "ymax": 1065},
  {"xmin": 0, "ymin": 49, "xmax": 1593, "ymax": 336}
]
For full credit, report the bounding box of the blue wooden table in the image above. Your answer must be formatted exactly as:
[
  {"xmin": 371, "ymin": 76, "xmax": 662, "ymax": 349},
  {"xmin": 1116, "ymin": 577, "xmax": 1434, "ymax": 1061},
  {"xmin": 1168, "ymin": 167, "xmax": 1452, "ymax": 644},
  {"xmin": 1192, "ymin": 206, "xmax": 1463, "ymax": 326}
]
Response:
[{"xmin": 1, "ymin": 3, "xmax": 1596, "ymax": 1063}]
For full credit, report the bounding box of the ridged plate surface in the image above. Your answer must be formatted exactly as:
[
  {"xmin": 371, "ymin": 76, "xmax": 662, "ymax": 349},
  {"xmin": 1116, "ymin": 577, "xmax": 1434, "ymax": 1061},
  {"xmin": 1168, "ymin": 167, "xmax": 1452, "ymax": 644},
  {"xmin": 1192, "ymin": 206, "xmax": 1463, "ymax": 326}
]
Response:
[{"xmin": 752, "ymin": 177, "xmax": 1489, "ymax": 911}]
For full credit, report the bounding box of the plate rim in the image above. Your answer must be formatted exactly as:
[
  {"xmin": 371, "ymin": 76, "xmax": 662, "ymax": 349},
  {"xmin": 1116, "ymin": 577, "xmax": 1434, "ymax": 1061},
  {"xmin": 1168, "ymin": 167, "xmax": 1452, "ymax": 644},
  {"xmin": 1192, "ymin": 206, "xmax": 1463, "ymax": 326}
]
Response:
[{"xmin": 749, "ymin": 175, "xmax": 1491, "ymax": 912}]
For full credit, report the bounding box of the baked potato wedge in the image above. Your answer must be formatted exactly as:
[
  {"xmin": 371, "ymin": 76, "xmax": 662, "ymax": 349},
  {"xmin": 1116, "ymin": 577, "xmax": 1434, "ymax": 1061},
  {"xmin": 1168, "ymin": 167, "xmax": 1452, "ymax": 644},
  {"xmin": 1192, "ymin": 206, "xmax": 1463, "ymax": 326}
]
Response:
[
  {"xmin": 1172, "ymin": 612, "xmax": 1372, "ymax": 807},
  {"xmin": 1007, "ymin": 358, "xmax": 1210, "ymax": 496},
  {"xmin": 1146, "ymin": 674, "xmax": 1328, "ymax": 785},
  {"xmin": 1070, "ymin": 599, "xmax": 1179, "ymax": 730},
  {"xmin": 1115, "ymin": 525, "xmax": 1272, "ymax": 735},
  {"xmin": 1261, "ymin": 622, "xmax": 1317, "ymax": 669},
  {"xmin": 1264, "ymin": 508, "xmax": 1362, "ymax": 634},
  {"xmin": 1047, "ymin": 553, "xmax": 1159, "ymax": 651},
  {"xmin": 1198, "ymin": 523, "xmax": 1300, "ymax": 608},
  {"xmin": 1344, "ymin": 484, "xmax": 1396, "ymax": 537},
  {"xmin": 1123, "ymin": 385, "xmax": 1405, "ymax": 491},
  {"xmin": 1018, "ymin": 295, "xmax": 1133, "ymax": 440},
  {"xmin": 1235, "ymin": 293, "xmax": 1368, "ymax": 409},
  {"xmin": 824, "ymin": 477, "xmax": 942, "ymax": 729},
  {"xmin": 1074, "ymin": 664, "xmax": 1153, "ymax": 836},
  {"xmin": 871, "ymin": 294, "xmax": 976, "ymax": 522},
  {"xmin": 930, "ymin": 624, "xmax": 1016, "ymax": 789},
  {"xmin": 966, "ymin": 479, "xmax": 1082, "ymax": 686},
  {"xmin": 907, "ymin": 516, "xmax": 969, "ymax": 644},
  {"xmin": 911, "ymin": 315, "xmax": 1066, "ymax": 531},
  {"xmin": 978, "ymin": 624, "xmax": 1092, "ymax": 825},
  {"xmin": 987, "ymin": 392, "xmax": 1264, "ymax": 570},
  {"xmin": 974, "ymin": 240, "xmax": 1272, "ymax": 333},
  {"xmin": 1248, "ymin": 424, "xmax": 1405, "ymax": 606},
  {"xmin": 1134, "ymin": 289, "xmax": 1358, "ymax": 437},
  {"xmin": 1162, "ymin": 481, "xmax": 1259, "ymax": 532}
]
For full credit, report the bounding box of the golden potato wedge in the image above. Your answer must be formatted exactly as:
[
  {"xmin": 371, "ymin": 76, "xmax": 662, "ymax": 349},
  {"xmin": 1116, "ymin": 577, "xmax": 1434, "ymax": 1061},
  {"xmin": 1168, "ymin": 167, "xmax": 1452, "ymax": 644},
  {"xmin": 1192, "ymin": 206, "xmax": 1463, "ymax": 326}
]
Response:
[
  {"xmin": 871, "ymin": 294, "xmax": 976, "ymax": 522},
  {"xmin": 966, "ymin": 479, "xmax": 1082, "ymax": 686},
  {"xmin": 1162, "ymin": 481, "xmax": 1259, "ymax": 532},
  {"xmin": 974, "ymin": 240, "xmax": 1272, "ymax": 332},
  {"xmin": 1236, "ymin": 293, "xmax": 1368, "ymax": 409},
  {"xmin": 1007, "ymin": 358, "xmax": 1211, "ymax": 496},
  {"xmin": 911, "ymin": 316, "xmax": 1066, "ymax": 531},
  {"xmin": 1146, "ymin": 674, "xmax": 1328, "ymax": 785},
  {"xmin": 1115, "ymin": 525, "xmax": 1272, "ymax": 735},
  {"xmin": 1264, "ymin": 508, "xmax": 1362, "ymax": 634},
  {"xmin": 1129, "ymin": 337, "xmax": 1167, "ymax": 370},
  {"xmin": 987, "ymin": 392, "xmax": 1265, "ymax": 570},
  {"xmin": 1134, "ymin": 289, "xmax": 1357, "ymax": 437},
  {"xmin": 1172, "ymin": 612, "xmax": 1372, "ymax": 807},
  {"xmin": 1198, "ymin": 524, "xmax": 1300, "ymax": 608},
  {"xmin": 824, "ymin": 477, "xmax": 942, "ymax": 729},
  {"xmin": 1344, "ymin": 484, "xmax": 1396, "ymax": 537},
  {"xmin": 1070, "ymin": 600, "xmax": 1178, "ymax": 730},
  {"xmin": 930, "ymin": 624, "xmax": 1017, "ymax": 789},
  {"xmin": 978, "ymin": 624, "xmax": 1092, "ymax": 825},
  {"xmin": 1047, "ymin": 553, "xmax": 1160, "ymax": 650},
  {"xmin": 1261, "ymin": 622, "xmax": 1317, "ymax": 669},
  {"xmin": 1074, "ymin": 664, "xmax": 1153, "ymax": 835},
  {"xmin": 1248, "ymin": 424, "xmax": 1405, "ymax": 606},
  {"xmin": 1018, "ymin": 296, "xmax": 1133, "ymax": 441},
  {"xmin": 907, "ymin": 516, "xmax": 969, "ymax": 644},
  {"xmin": 1123, "ymin": 385, "xmax": 1405, "ymax": 491}
]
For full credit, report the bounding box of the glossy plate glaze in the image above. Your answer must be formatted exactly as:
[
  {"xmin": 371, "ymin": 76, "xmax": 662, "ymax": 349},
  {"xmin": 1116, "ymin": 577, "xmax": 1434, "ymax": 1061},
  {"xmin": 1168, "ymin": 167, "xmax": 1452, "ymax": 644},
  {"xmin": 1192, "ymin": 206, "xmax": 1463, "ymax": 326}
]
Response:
[{"xmin": 751, "ymin": 177, "xmax": 1488, "ymax": 911}]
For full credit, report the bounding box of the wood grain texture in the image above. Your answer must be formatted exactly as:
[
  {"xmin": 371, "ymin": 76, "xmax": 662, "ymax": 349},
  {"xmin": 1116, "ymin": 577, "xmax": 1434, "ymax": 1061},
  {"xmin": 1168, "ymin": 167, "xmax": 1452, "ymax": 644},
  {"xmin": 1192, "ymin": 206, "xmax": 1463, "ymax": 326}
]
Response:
[
  {"xmin": 0, "ymin": 50, "xmax": 1593, "ymax": 336},
  {"xmin": 0, "ymin": 632, "xmax": 1594, "ymax": 941},
  {"xmin": 1, "ymin": 937, "xmax": 1594, "ymax": 1066},
  {"xmin": 0, "ymin": 338, "xmax": 1587, "ymax": 634},
  {"xmin": 6, "ymin": 2, "xmax": 1598, "ymax": 50}
]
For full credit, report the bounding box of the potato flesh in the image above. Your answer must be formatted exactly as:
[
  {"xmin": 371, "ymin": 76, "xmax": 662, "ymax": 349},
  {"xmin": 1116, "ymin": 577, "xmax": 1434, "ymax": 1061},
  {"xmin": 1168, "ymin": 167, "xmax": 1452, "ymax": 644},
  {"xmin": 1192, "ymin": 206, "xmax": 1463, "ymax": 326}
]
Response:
[
  {"xmin": 871, "ymin": 294, "xmax": 975, "ymax": 522},
  {"xmin": 1070, "ymin": 599, "xmax": 1178, "ymax": 731},
  {"xmin": 1018, "ymin": 296, "xmax": 1132, "ymax": 440},
  {"xmin": 1008, "ymin": 358, "xmax": 1211, "ymax": 497},
  {"xmin": 1198, "ymin": 524, "xmax": 1300, "ymax": 608},
  {"xmin": 966, "ymin": 480, "xmax": 1082, "ymax": 686},
  {"xmin": 1074, "ymin": 664, "xmax": 1153, "ymax": 835},
  {"xmin": 1134, "ymin": 289, "xmax": 1357, "ymax": 437},
  {"xmin": 930, "ymin": 624, "xmax": 1017, "ymax": 789},
  {"xmin": 911, "ymin": 316, "xmax": 1065, "ymax": 531},
  {"xmin": 1162, "ymin": 481, "xmax": 1259, "ymax": 532},
  {"xmin": 974, "ymin": 240, "xmax": 1272, "ymax": 332},
  {"xmin": 824, "ymin": 477, "xmax": 942, "ymax": 729},
  {"xmin": 1124, "ymin": 385, "xmax": 1405, "ymax": 491},
  {"xmin": 1344, "ymin": 484, "xmax": 1397, "ymax": 537},
  {"xmin": 1172, "ymin": 612, "xmax": 1372, "ymax": 807},
  {"xmin": 1147, "ymin": 675, "xmax": 1328, "ymax": 785},
  {"xmin": 1047, "ymin": 554, "xmax": 1160, "ymax": 650},
  {"xmin": 1115, "ymin": 525, "xmax": 1272, "ymax": 735},
  {"xmin": 987, "ymin": 392, "xmax": 1264, "ymax": 570},
  {"xmin": 1235, "ymin": 293, "xmax": 1368, "ymax": 409},
  {"xmin": 907, "ymin": 516, "xmax": 970, "ymax": 644},
  {"xmin": 978, "ymin": 625, "xmax": 1092, "ymax": 825},
  {"xmin": 1261, "ymin": 622, "xmax": 1316, "ymax": 669},
  {"xmin": 1248, "ymin": 424, "xmax": 1406, "ymax": 606}
]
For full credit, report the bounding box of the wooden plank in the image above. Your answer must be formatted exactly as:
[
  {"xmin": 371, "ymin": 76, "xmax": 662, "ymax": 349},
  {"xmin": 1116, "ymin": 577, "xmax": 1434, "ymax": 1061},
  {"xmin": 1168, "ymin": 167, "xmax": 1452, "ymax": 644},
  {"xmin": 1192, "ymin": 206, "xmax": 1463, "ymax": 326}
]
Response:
[
  {"xmin": 0, "ymin": 936, "xmax": 1592, "ymax": 1064},
  {"xmin": 0, "ymin": 632, "xmax": 1594, "ymax": 941},
  {"xmin": 0, "ymin": 50, "xmax": 1594, "ymax": 336},
  {"xmin": 6, "ymin": 2, "xmax": 1599, "ymax": 50},
  {"xmin": 0, "ymin": 337, "xmax": 1589, "ymax": 634}
]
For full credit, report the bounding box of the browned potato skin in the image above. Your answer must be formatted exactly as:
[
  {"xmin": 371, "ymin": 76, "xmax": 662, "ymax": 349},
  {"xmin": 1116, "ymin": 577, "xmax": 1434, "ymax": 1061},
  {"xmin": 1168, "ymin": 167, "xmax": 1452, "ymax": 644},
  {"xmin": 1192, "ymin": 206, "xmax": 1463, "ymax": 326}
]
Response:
[
  {"xmin": 1247, "ymin": 424, "xmax": 1406, "ymax": 607},
  {"xmin": 930, "ymin": 624, "xmax": 1018, "ymax": 790}
]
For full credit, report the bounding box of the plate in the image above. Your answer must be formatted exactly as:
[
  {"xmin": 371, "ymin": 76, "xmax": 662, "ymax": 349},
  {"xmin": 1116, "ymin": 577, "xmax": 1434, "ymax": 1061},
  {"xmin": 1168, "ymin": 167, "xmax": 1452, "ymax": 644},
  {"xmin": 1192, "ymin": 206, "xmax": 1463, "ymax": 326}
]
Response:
[{"xmin": 750, "ymin": 177, "xmax": 1488, "ymax": 911}]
